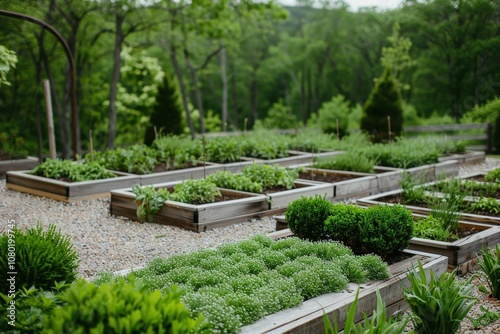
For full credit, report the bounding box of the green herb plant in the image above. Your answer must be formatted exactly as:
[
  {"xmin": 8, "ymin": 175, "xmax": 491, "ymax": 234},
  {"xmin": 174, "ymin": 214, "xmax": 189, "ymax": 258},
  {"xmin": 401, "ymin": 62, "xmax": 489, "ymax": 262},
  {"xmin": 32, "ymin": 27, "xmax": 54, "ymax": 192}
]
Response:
[
  {"xmin": 207, "ymin": 171, "xmax": 263, "ymax": 193},
  {"xmin": 468, "ymin": 305, "xmax": 500, "ymax": 329},
  {"xmin": 413, "ymin": 215, "xmax": 458, "ymax": 242},
  {"xmin": 132, "ymin": 185, "xmax": 170, "ymax": 223},
  {"xmin": 31, "ymin": 159, "xmax": 115, "ymax": 182},
  {"xmin": 0, "ymin": 130, "xmax": 28, "ymax": 159},
  {"xmin": 286, "ymin": 195, "xmax": 334, "ymax": 241},
  {"xmin": 243, "ymin": 163, "xmax": 298, "ymax": 190},
  {"xmin": 403, "ymin": 261, "xmax": 477, "ymax": 334},
  {"xmin": 170, "ymin": 179, "xmax": 221, "ymax": 205},
  {"xmin": 0, "ymin": 223, "xmax": 79, "ymax": 292},
  {"xmin": 477, "ymin": 244, "xmax": 500, "ymax": 299},
  {"xmin": 313, "ymin": 152, "xmax": 377, "ymax": 173},
  {"xmin": 484, "ymin": 168, "xmax": 500, "ymax": 183}
]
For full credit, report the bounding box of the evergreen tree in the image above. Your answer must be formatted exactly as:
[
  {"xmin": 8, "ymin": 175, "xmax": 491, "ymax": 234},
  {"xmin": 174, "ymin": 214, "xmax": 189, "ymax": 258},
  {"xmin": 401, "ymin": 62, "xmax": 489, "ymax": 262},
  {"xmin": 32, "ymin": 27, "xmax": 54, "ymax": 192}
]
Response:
[
  {"xmin": 361, "ymin": 67, "xmax": 403, "ymax": 142},
  {"xmin": 144, "ymin": 72, "xmax": 184, "ymax": 145}
]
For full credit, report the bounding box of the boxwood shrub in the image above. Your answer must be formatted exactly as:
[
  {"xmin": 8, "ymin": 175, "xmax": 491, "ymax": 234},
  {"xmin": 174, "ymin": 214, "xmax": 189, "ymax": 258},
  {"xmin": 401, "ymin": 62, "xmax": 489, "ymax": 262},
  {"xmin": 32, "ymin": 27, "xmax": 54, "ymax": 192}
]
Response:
[{"xmin": 285, "ymin": 195, "xmax": 334, "ymax": 240}]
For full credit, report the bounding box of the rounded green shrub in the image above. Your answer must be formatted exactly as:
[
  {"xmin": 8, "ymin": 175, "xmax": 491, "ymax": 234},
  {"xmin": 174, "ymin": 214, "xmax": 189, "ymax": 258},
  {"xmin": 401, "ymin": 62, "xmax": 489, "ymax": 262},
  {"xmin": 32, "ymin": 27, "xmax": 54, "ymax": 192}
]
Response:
[
  {"xmin": 359, "ymin": 204, "xmax": 414, "ymax": 258},
  {"xmin": 324, "ymin": 204, "xmax": 364, "ymax": 250},
  {"xmin": 285, "ymin": 195, "xmax": 334, "ymax": 241},
  {"xmin": 484, "ymin": 168, "xmax": 500, "ymax": 183},
  {"xmin": 43, "ymin": 278, "xmax": 207, "ymax": 333},
  {"xmin": 0, "ymin": 223, "xmax": 79, "ymax": 292},
  {"xmin": 317, "ymin": 95, "xmax": 350, "ymax": 138}
]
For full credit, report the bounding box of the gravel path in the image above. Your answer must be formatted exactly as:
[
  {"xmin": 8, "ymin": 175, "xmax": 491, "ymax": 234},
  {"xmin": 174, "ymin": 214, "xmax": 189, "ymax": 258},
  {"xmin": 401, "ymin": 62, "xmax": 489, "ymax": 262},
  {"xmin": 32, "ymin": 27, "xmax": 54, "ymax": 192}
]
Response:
[{"xmin": 2, "ymin": 157, "xmax": 500, "ymax": 332}]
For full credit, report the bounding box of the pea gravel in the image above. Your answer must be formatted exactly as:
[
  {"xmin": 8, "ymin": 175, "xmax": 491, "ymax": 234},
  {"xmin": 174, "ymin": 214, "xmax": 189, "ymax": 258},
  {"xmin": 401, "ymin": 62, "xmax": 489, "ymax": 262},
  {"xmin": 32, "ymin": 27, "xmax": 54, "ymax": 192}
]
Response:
[{"xmin": 1, "ymin": 157, "xmax": 500, "ymax": 333}]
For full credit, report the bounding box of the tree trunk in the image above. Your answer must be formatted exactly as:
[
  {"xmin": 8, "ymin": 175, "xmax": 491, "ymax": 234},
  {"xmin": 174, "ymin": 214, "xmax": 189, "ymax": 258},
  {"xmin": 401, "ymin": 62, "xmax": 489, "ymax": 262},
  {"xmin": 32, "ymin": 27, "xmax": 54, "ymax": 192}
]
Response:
[
  {"xmin": 220, "ymin": 46, "xmax": 228, "ymax": 132},
  {"xmin": 107, "ymin": 14, "xmax": 124, "ymax": 149},
  {"xmin": 184, "ymin": 47, "xmax": 205, "ymax": 134},
  {"xmin": 300, "ymin": 67, "xmax": 306, "ymax": 125},
  {"xmin": 171, "ymin": 44, "xmax": 195, "ymax": 138},
  {"xmin": 250, "ymin": 70, "xmax": 258, "ymax": 124}
]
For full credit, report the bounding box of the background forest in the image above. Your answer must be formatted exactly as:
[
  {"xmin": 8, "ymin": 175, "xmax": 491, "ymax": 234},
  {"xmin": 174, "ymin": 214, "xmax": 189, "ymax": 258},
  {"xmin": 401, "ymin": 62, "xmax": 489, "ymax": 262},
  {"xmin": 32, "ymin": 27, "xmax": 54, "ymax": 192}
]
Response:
[{"xmin": 0, "ymin": 0, "xmax": 499, "ymax": 159}]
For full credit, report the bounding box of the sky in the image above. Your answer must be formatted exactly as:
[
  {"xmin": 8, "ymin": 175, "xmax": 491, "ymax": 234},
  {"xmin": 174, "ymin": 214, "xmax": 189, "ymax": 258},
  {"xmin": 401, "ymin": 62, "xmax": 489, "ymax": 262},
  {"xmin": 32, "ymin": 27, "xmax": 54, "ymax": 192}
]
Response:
[{"xmin": 278, "ymin": 0, "xmax": 404, "ymax": 12}]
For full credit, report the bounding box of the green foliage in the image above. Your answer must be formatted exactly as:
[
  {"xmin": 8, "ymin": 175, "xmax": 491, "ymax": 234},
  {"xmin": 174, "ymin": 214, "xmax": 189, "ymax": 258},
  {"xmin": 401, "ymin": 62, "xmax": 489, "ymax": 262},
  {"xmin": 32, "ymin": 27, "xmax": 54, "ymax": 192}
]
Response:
[
  {"xmin": 403, "ymin": 261, "xmax": 477, "ymax": 334},
  {"xmin": 401, "ymin": 172, "xmax": 427, "ymax": 205},
  {"xmin": 0, "ymin": 223, "xmax": 79, "ymax": 292},
  {"xmin": 0, "ymin": 45, "xmax": 17, "ymax": 87},
  {"xmin": 30, "ymin": 159, "xmax": 115, "ymax": 182},
  {"xmin": 477, "ymin": 244, "xmax": 500, "ymax": 299},
  {"xmin": 152, "ymin": 134, "xmax": 202, "ymax": 169},
  {"xmin": 470, "ymin": 196, "xmax": 500, "ymax": 214},
  {"xmin": 170, "ymin": 179, "xmax": 221, "ymax": 204},
  {"xmin": 43, "ymin": 277, "xmax": 207, "ymax": 333},
  {"xmin": 358, "ymin": 255, "xmax": 390, "ymax": 281},
  {"xmin": 0, "ymin": 283, "xmax": 67, "ymax": 333},
  {"xmin": 88, "ymin": 144, "xmax": 158, "ymax": 174},
  {"xmin": 324, "ymin": 204, "xmax": 364, "ymax": 250},
  {"xmin": 0, "ymin": 130, "xmax": 28, "ymax": 159},
  {"xmin": 241, "ymin": 131, "xmax": 291, "ymax": 159},
  {"xmin": 468, "ymin": 305, "xmax": 500, "ymax": 329},
  {"xmin": 132, "ymin": 185, "xmax": 170, "ymax": 223},
  {"xmin": 260, "ymin": 99, "xmax": 297, "ymax": 129},
  {"xmin": 242, "ymin": 163, "xmax": 298, "ymax": 190},
  {"xmin": 285, "ymin": 195, "xmax": 335, "ymax": 240},
  {"xmin": 205, "ymin": 137, "xmax": 242, "ymax": 163},
  {"xmin": 465, "ymin": 97, "xmax": 500, "ymax": 151},
  {"xmin": 313, "ymin": 152, "xmax": 377, "ymax": 173},
  {"xmin": 413, "ymin": 215, "xmax": 457, "ymax": 242},
  {"xmin": 484, "ymin": 168, "xmax": 500, "ymax": 183},
  {"xmin": 324, "ymin": 289, "xmax": 408, "ymax": 334},
  {"xmin": 145, "ymin": 72, "xmax": 184, "ymax": 145},
  {"xmin": 359, "ymin": 204, "xmax": 414, "ymax": 258},
  {"xmin": 361, "ymin": 67, "xmax": 404, "ymax": 142},
  {"xmin": 428, "ymin": 181, "xmax": 463, "ymax": 235},
  {"xmin": 125, "ymin": 235, "xmax": 389, "ymax": 333},
  {"xmin": 290, "ymin": 128, "xmax": 337, "ymax": 152},
  {"xmin": 207, "ymin": 171, "xmax": 263, "ymax": 193},
  {"xmin": 317, "ymin": 95, "xmax": 350, "ymax": 138}
]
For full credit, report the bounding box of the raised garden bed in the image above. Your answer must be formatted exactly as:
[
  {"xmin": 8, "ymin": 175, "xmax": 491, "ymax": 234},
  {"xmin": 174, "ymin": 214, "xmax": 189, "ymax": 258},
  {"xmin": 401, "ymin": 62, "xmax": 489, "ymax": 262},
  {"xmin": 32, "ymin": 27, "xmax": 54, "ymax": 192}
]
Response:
[
  {"xmin": 438, "ymin": 151, "xmax": 485, "ymax": 166},
  {"xmin": 0, "ymin": 156, "xmax": 39, "ymax": 179},
  {"xmin": 6, "ymin": 170, "xmax": 140, "ymax": 202},
  {"xmin": 240, "ymin": 247, "xmax": 448, "ymax": 334},
  {"xmin": 138, "ymin": 163, "xmax": 223, "ymax": 186},
  {"xmin": 265, "ymin": 180, "xmax": 334, "ymax": 210},
  {"xmin": 110, "ymin": 182, "xmax": 270, "ymax": 232}
]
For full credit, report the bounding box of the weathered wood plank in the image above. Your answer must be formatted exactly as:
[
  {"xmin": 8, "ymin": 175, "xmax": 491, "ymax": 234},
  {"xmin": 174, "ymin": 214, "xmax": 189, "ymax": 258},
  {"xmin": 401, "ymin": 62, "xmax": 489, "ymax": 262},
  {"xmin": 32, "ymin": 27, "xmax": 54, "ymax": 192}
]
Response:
[
  {"xmin": 139, "ymin": 164, "xmax": 223, "ymax": 186},
  {"xmin": 267, "ymin": 181, "xmax": 334, "ymax": 210}
]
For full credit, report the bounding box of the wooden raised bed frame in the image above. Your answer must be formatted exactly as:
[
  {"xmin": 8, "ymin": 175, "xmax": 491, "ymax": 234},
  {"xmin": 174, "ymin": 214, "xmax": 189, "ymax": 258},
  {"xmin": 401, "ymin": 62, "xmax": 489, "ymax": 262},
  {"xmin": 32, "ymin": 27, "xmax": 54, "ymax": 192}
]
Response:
[
  {"xmin": 6, "ymin": 170, "xmax": 140, "ymax": 202},
  {"xmin": 110, "ymin": 183, "xmax": 270, "ymax": 232},
  {"xmin": 0, "ymin": 156, "xmax": 39, "ymax": 179},
  {"xmin": 241, "ymin": 246, "xmax": 448, "ymax": 334}
]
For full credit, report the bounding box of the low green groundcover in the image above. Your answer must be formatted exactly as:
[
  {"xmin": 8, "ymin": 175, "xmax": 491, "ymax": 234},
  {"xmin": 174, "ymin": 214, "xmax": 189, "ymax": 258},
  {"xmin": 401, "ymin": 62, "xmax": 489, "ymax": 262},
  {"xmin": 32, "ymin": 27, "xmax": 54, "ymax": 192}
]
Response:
[{"xmin": 97, "ymin": 234, "xmax": 390, "ymax": 333}]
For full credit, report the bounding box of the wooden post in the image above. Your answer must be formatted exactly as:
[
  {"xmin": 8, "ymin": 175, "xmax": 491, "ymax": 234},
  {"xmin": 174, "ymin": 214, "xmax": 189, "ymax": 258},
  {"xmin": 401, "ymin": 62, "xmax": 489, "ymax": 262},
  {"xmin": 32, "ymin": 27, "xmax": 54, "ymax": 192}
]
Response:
[
  {"xmin": 244, "ymin": 118, "xmax": 248, "ymax": 136},
  {"xmin": 487, "ymin": 122, "xmax": 493, "ymax": 153},
  {"xmin": 89, "ymin": 129, "xmax": 94, "ymax": 161},
  {"xmin": 43, "ymin": 79, "xmax": 57, "ymax": 159},
  {"xmin": 154, "ymin": 126, "xmax": 158, "ymax": 141},
  {"xmin": 202, "ymin": 133, "xmax": 206, "ymax": 178},
  {"xmin": 387, "ymin": 116, "xmax": 392, "ymax": 144},
  {"xmin": 336, "ymin": 118, "xmax": 340, "ymax": 140}
]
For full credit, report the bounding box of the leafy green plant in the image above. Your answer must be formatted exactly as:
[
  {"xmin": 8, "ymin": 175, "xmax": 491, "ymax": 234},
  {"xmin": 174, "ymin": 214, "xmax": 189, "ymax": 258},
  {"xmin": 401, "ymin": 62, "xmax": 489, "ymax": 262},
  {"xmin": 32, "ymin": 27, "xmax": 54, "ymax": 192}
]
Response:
[
  {"xmin": 485, "ymin": 168, "xmax": 500, "ymax": 183},
  {"xmin": 243, "ymin": 163, "xmax": 298, "ymax": 190},
  {"xmin": 468, "ymin": 305, "xmax": 500, "ymax": 329},
  {"xmin": 286, "ymin": 195, "xmax": 335, "ymax": 240},
  {"xmin": 205, "ymin": 136, "xmax": 242, "ymax": 163},
  {"xmin": 43, "ymin": 277, "xmax": 208, "ymax": 333},
  {"xmin": 401, "ymin": 172, "xmax": 427, "ymax": 205},
  {"xmin": 132, "ymin": 185, "xmax": 170, "ymax": 223},
  {"xmin": 152, "ymin": 134, "xmax": 202, "ymax": 169},
  {"xmin": 89, "ymin": 144, "xmax": 158, "ymax": 174},
  {"xmin": 0, "ymin": 223, "xmax": 79, "ymax": 292},
  {"xmin": 470, "ymin": 196, "xmax": 500, "ymax": 214},
  {"xmin": 0, "ymin": 283, "xmax": 68, "ymax": 333},
  {"xmin": 241, "ymin": 131, "xmax": 291, "ymax": 159},
  {"xmin": 207, "ymin": 171, "xmax": 263, "ymax": 193},
  {"xmin": 324, "ymin": 204, "xmax": 364, "ymax": 249},
  {"xmin": 313, "ymin": 152, "xmax": 377, "ymax": 173},
  {"xmin": 317, "ymin": 95, "xmax": 350, "ymax": 138},
  {"xmin": 359, "ymin": 204, "xmax": 414, "ymax": 258},
  {"xmin": 477, "ymin": 244, "xmax": 500, "ymax": 299},
  {"xmin": 324, "ymin": 289, "xmax": 409, "ymax": 334},
  {"xmin": 30, "ymin": 159, "xmax": 115, "ymax": 182},
  {"xmin": 413, "ymin": 215, "xmax": 457, "ymax": 241},
  {"xmin": 170, "ymin": 179, "xmax": 221, "ymax": 204},
  {"xmin": 403, "ymin": 261, "xmax": 477, "ymax": 334}
]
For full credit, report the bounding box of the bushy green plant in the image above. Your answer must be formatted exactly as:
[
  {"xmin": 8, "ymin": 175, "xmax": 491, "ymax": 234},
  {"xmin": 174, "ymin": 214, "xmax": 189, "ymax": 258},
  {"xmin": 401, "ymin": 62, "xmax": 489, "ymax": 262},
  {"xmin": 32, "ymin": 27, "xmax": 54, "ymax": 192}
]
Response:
[
  {"xmin": 132, "ymin": 185, "xmax": 170, "ymax": 223},
  {"xmin": 0, "ymin": 283, "xmax": 67, "ymax": 333},
  {"xmin": 317, "ymin": 95, "xmax": 350, "ymax": 138},
  {"xmin": 205, "ymin": 137, "xmax": 242, "ymax": 163},
  {"xmin": 89, "ymin": 144, "xmax": 158, "ymax": 174},
  {"xmin": 358, "ymin": 255, "xmax": 390, "ymax": 281},
  {"xmin": 324, "ymin": 204, "xmax": 364, "ymax": 249},
  {"xmin": 152, "ymin": 134, "xmax": 202, "ymax": 169},
  {"xmin": 0, "ymin": 223, "xmax": 79, "ymax": 292},
  {"xmin": 413, "ymin": 215, "xmax": 457, "ymax": 242},
  {"xmin": 361, "ymin": 67, "xmax": 404, "ymax": 142},
  {"xmin": 241, "ymin": 132, "xmax": 291, "ymax": 159},
  {"xmin": 30, "ymin": 159, "xmax": 115, "ymax": 182},
  {"xmin": 260, "ymin": 99, "xmax": 297, "ymax": 129},
  {"xmin": 207, "ymin": 171, "xmax": 263, "ymax": 193},
  {"xmin": 485, "ymin": 168, "xmax": 500, "ymax": 183},
  {"xmin": 359, "ymin": 204, "xmax": 414, "ymax": 258},
  {"xmin": 477, "ymin": 244, "xmax": 500, "ymax": 299},
  {"xmin": 43, "ymin": 277, "xmax": 207, "ymax": 333},
  {"xmin": 285, "ymin": 195, "xmax": 335, "ymax": 240},
  {"xmin": 313, "ymin": 152, "xmax": 376, "ymax": 173},
  {"xmin": 470, "ymin": 196, "xmax": 500, "ymax": 214},
  {"xmin": 401, "ymin": 172, "xmax": 427, "ymax": 205},
  {"xmin": 243, "ymin": 163, "xmax": 298, "ymax": 190},
  {"xmin": 403, "ymin": 261, "xmax": 477, "ymax": 334},
  {"xmin": 170, "ymin": 179, "xmax": 221, "ymax": 204}
]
